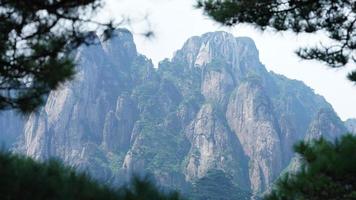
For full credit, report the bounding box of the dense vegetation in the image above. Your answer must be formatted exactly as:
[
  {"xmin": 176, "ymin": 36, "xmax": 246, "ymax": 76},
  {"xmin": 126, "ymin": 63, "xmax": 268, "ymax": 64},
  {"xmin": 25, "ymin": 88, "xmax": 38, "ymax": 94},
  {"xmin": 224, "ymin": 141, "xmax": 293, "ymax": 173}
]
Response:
[
  {"xmin": 192, "ymin": 170, "xmax": 251, "ymax": 200},
  {"xmin": 266, "ymin": 134, "xmax": 356, "ymax": 200},
  {"xmin": 0, "ymin": 151, "xmax": 183, "ymax": 200}
]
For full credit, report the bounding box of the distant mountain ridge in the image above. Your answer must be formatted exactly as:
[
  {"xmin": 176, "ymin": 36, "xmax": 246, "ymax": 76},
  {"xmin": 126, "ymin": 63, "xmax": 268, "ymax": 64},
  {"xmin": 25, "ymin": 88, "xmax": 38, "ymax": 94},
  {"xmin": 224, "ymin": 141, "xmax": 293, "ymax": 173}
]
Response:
[{"xmin": 0, "ymin": 30, "xmax": 348, "ymax": 199}]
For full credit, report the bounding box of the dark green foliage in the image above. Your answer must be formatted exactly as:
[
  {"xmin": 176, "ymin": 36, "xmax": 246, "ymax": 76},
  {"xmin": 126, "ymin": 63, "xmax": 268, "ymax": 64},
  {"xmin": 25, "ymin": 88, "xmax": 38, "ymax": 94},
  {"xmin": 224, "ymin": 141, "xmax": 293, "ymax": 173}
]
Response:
[
  {"xmin": 265, "ymin": 134, "xmax": 356, "ymax": 200},
  {"xmin": 158, "ymin": 60, "xmax": 204, "ymax": 108},
  {"xmin": 192, "ymin": 170, "xmax": 252, "ymax": 200},
  {"xmin": 0, "ymin": 151, "xmax": 118, "ymax": 200},
  {"xmin": 0, "ymin": 151, "xmax": 184, "ymax": 200},
  {"xmin": 197, "ymin": 0, "xmax": 356, "ymax": 82},
  {"xmin": 0, "ymin": 0, "xmax": 116, "ymax": 113},
  {"xmin": 129, "ymin": 61, "xmax": 191, "ymax": 176},
  {"xmin": 118, "ymin": 176, "xmax": 183, "ymax": 200}
]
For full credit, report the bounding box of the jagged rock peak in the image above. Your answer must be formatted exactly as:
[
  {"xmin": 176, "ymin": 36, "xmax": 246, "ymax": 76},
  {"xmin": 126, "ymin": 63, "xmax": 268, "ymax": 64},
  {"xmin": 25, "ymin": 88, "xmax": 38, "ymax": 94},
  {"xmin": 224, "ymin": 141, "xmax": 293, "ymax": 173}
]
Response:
[
  {"xmin": 101, "ymin": 28, "xmax": 138, "ymax": 64},
  {"xmin": 172, "ymin": 31, "xmax": 260, "ymax": 69},
  {"xmin": 78, "ymin": 29, "xmax": 135, "ymax": 51},
  {"xmin": 101, "ymin": 28, "xmax": 135, "ymax": 44}
]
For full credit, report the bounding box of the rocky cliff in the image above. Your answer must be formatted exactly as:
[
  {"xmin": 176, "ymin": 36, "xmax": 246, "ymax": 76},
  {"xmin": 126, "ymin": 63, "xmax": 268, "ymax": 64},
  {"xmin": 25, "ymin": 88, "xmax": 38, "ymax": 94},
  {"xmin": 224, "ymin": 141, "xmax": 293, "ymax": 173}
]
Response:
[
  {"xmin": 345, "ymin": 119, "xmax": 356, "ymax": 134},
  {"xmin": 0, "ymin": 30, "xmax": 347, "ymax": 198}
]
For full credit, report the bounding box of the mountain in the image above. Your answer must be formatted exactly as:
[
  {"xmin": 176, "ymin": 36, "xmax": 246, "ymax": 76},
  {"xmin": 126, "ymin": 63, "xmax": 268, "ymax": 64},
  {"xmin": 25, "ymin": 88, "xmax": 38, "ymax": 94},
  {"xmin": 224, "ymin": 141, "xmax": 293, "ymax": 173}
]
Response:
[
  {"xmin": 0, "ymin": 30, "xmax": 347, "ymax": 198},
  {"xmin": 0, "ymin": 111, "xmax": 24, "ymax": 149},
  {"xmin": 345, "ymin": 119, "xmax": 356, "ymax": 134}
]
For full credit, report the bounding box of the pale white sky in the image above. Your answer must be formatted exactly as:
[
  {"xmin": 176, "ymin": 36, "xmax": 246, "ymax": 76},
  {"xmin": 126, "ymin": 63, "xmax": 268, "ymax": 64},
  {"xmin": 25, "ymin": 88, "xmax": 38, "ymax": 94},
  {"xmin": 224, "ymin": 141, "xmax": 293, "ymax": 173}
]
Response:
[{"xmin": 100, "ymin": 0, "xmax": 356, "ymax": 120}]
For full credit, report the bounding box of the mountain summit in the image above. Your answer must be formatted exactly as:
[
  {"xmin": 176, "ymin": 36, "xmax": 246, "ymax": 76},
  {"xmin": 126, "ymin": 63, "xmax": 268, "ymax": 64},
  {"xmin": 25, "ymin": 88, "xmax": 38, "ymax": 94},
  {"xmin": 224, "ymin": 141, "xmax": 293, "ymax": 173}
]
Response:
[
  {"xmin": 173, "ymin": 32, "xmax": 259, "ymax": 68},
  {"xmin": 0, "ymin": 30, "xmax": 347, "ymax": 198}
]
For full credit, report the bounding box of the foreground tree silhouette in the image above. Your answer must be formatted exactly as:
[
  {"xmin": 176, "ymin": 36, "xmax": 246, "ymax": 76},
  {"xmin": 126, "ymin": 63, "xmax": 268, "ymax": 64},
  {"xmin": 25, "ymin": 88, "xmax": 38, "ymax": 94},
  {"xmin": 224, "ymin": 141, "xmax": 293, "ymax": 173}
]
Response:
[
  {"xmin": 192, "ymin": 170, "xmax": 251, "ymax": 200},
  {"xmin": 197, "ymin": 0, "xmax": 356, "ymax": 82},
  {"xmin": 0, "ymin": 0, "xmax": 117, "ymax": 113},
  {"xmin": 265, "ymin": 134, "xmax": 356, "ymax": 200},
  {"xmin": 0, "ymin": 151, "xmax": 183, "ymax": 200}
]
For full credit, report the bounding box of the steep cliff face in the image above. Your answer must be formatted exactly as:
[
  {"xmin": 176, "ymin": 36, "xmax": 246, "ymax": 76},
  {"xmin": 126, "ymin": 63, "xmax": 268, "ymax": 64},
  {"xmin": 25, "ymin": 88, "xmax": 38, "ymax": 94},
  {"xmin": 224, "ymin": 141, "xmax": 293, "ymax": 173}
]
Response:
[
  {"xmin": 1, "ymin": 30, "xmax": 347, "ymax": 197},
  {"xmin": 305, "ymin": 108, "xmax": 346, "ymax": 141},
  {"xmin": 184, "ymin": 103, "xmax": 249, "ymax": 189},
  {"xmin": 226, "ymin": 80, "xmax": 282, "ymax": 192},
  {"xmin": 20, "ymin": 30, "xmax": 150, "ymax": 182}
]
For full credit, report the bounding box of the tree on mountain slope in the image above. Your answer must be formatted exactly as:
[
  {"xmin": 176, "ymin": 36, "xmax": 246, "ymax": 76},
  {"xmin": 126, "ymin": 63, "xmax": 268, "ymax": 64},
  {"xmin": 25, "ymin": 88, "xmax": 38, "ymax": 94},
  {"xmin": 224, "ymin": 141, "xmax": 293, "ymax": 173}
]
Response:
[
  {"xmin": 0, "ymin": 0, "xmax": 118, "ymax": 113},
  {"xmin": 265, "ymin": 134, "xmax": 356, "ymax": 200},
  {"xmin": 193, "ymin": 170, "xmax": 252, "ymax": 200}
]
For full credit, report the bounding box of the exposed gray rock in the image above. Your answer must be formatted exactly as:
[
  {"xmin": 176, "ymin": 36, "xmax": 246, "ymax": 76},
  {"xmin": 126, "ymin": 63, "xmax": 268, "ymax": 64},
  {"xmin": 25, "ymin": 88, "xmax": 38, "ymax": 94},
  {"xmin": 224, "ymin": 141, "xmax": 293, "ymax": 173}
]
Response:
[
  {"xmin": 19, "ymin": 30, "xmax": 142, "ymax": 183},
  {"xmin": 201, "ymin": 66, "xmax": 235, "ymax": 105},
  {"xmin": 305, "ymin": 108, "xmax": 346, "ymax": 141},
  {"xmin": 102, "ymin": 95, "xmax": 138, "ymax": 153},
  {"xmin": 345, "ymin": 118, "xmax": 356, "ymax": 134},
  {"xmin": 226, "ymin": 81, "xmax": 282, "ymax": 193},
  {"xmin": 184, "ymin": 103, "xmax": 249, "ymax": 189}
]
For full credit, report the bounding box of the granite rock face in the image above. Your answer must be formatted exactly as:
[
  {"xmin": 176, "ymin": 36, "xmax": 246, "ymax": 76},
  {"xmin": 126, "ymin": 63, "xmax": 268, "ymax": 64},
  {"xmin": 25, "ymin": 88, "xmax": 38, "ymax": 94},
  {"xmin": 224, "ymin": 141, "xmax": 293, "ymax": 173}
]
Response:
[
  {"xmin": 226, "ymin": 81, "xmax": 282, "ymax": 192},
  {"xmin": 184, "ymin": 103, "xmax": 249, "ymax": 189},
  {"xmin": 21, "ymin": 30, "xmax": 146, "ymax": 182},
  {"xmin": 0, "ymin": 30, "xmax": 347, "ymax": 197}
]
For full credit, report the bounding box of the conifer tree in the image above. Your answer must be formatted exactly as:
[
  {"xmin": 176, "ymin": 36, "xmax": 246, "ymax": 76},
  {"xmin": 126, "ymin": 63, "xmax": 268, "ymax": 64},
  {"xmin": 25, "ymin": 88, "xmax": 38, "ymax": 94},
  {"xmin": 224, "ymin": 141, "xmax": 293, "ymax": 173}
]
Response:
[
  {"xmin": 0, "ymin": 151, "xmax": 184, "ymax": 200},
  {"xmin": 0, "ymin": 0, "xmax": 116, "ymax": 113},
  {"xmin": 265, "ymin": 134, "xmax": 356, "ymax": 200},
  {"xmin": 197, "ymin": 0, "xmax": 356, "ymax": 82}
]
